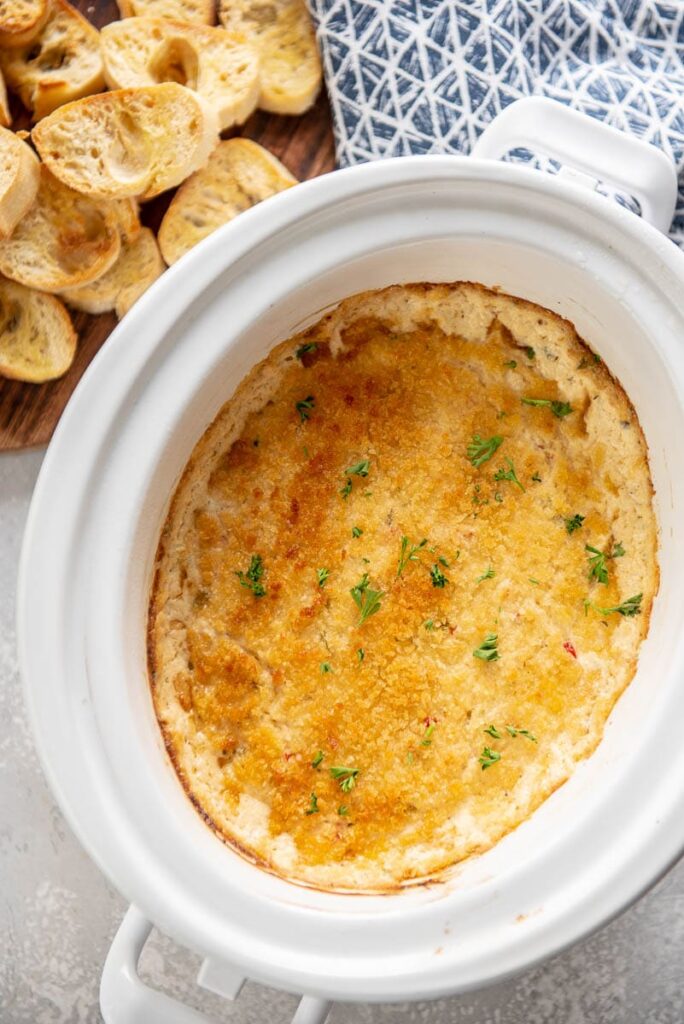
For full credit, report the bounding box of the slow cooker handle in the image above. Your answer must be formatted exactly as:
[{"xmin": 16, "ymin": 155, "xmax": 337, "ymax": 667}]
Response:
[
  {"xmin": 100, "ymin": 905, "xmax": 332, "ymax": 1024},
  {"xmin": 471, "ymin": 96, "xmax": 678, "ymax": 235}
]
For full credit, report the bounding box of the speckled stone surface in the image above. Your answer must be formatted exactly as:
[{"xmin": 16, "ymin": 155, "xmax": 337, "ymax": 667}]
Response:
[{"xmin": 2, "ymin": 449, "xmax": 684, "ymax": 1024}]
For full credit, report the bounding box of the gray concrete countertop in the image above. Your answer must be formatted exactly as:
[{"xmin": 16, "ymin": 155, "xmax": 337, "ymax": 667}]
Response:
[{"xmin": 2, "ymin": 449, "xmax": 683, "ymax": 1024}]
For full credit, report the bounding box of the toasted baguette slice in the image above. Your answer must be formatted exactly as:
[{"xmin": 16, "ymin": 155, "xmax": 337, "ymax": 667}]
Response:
[
  {"xmin": 61, "ymin": 226, "xmax": 164, "ymax": 318},
  {"xmin": 117, "ymin": 0, "xmax": 213, "ymax": 24},
  {"xmin": 218, "ymin": 0, "xmax": 320, "ymax": 115},
  {"xmin": 0, "ymin": 0, "xmax": 104, "ymax": 121},
  {"xmin": 32, "ymin": 84, "xmax": 220, "ymax": 201},
  {"xmin": 0, "ymin": 166, "xmax": 121, "ymax": 291},
  {"xmin": 0, "ymin": 0, "xmax": 48, "ymax": 47},
  {"xmin": 158, "ymin": 138, "xmax": 296, "ymax": 264},
  {"xmin": 0, "ymin": 68, "xmax": 10, "ymax": 126},
  {"xmin": 0, "ymin": 276, "xmax": 76, "ymax": 382},
  {"xmin": 0, "ymin": 127, "xmax": 40, "ymax": 238},
  {"xmin": 101, "ymin": 18, "xmax": 259, "ymax": 131}
]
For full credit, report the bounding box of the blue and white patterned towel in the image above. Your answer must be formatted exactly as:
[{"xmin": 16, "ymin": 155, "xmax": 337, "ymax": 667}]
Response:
[{"xmin": 308, "ymin": 0, "xmax": 684, "ymax": 243}]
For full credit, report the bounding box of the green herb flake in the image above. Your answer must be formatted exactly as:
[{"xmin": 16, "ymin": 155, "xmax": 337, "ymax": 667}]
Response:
[
  {"xmin": 525, "ymin": 346, "xmax": 535, "ymax": 360},
  {"xmin": 531, "ymin": 472, "xmax": 542, "ymax": 483},
  {"xmin": 311, "ymin": 750, "xmax": 324, "ymax": 769},
  {"xmin": 467, "ymin": 433, "xmax": 504, "ymax": 468},
  {"xmin": 357, "ymin": 647, "xmax": 365, "ymax": 663},
  {"xmin": 521, "ymin": 397, "xmax": 573, "ymax": 418},
  {"xmin": 473, "ymin": 633, "xmax": 499, "ymax": 662},
  {"xmin": 340, "ymin": 478, "xmax": 352, "ymax": 499},
  {"xmin": 504, "ymin": 359, "xmax": 517, "ymax": 369},
  {"xmin": 351, "ymin": 525, "xmax": 363, "ymax": 538},
  {"xmin": 235, "ymin": 554, "xmax": 266, "ymax": 597},
  {"xmin": 316, "ymin": 567, "xmax": 330, "ymax": 587},
  {"xmin": 397, "ymin": 535, "xmax": 428, "ymax": 576},
  {"xmin": 406, "ymin": 752, "xmax": 415, "ymax": 765},
  {"xmin": 506, "ymin": 725, "xmax": 537, "ymax": 743},
  {"xmin": 421, "ymin": 722, "xmax": 436, "ymax": 747},
  {"xmin": 296, "ymin": 395, "xmax": 315, "ymax": 422},
  {"xmin": 305, "ymin": 792, "xmax": 319, "ymax": 815},
  {"xmin": 494, "ymin": 491, "xmax": 504, "ymax": 503},
  {"xmin": 479, "ymin": 746, "xmax": 501, "ymax": 769},
  {"xmin": 528, "ymin": 577, "xmax": 540, "ymax": 586},
  {"xmin": 430, "ymin": 562, "xmax": 449, "ymax": 588},
  {"xmin": 585, "ymin": 541, "xmax": 625, "ymax": 585},
  {"xmin": 350, "ymin": 573, "xmax": 384, "ymax": 626},
  {"xmin": 586, "ymin": 594, "xmax": 643, "ymax": 618},
  {"xmin": 565, "ymin": 513, "xmax": 585, "ymax": 534},
  {"xmin": 320, "ymin": 662, "xmax": 332, "ymax": 674},
  {"xmin": 296, "ymin": 342, "xmax": 318, "ymax": 361},
  {"xmin": 476, "ymin": 566, "xmax": 495, "ymax": 584},
  {"xmin": 338, "ymin": 805, "xmax": 349, "ymax": 816},
  {"xmin": 484, "ymin": 724, "xmax": 501, "ymax": 739},
  {"xmin": 329, "ymin": 766, "xmax": 360, "ymax": 793},
  {"xmin": 494, "ymin": 457, "xmax": 526, "ymax": 492},
  {"xmin": 424, "ymin": 619, "xmax": 435, "ymax": 631},
  {"xmin": 346, "ymin": 459, "xmax": 370, "ymax": 477}
]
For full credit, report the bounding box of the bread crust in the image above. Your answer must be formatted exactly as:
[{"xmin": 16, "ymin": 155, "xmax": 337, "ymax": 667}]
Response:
[{"xmin": 149, "ymin": 282, "xmax": 658, "ymax": 891}]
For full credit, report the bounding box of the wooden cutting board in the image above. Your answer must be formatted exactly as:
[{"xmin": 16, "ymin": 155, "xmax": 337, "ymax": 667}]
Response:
[{"xmin": 0, "ymin": 0, "xmax": 335, "ymax": 450}]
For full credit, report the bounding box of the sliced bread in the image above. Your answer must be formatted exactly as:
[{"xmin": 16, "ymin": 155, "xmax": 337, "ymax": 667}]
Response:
[
  {"xmin": 0, "ymin": 126, "xmax": 40, "ymax": 238},
  {"xmin": 0, "ymin": 0, "xmax": 48, "ymax": 48},
  {"xmin": 0, "ymin": 0, "xmax": 104, "ymax": 120},
  {"xmin": 117, "ymin": 0, "xmax": 214, "ymax": 24},
  {"xmin": 0, "ymin": 276, "xmax": 76, "ymax": 382},
  {"xmin": 158, "ymin": 137, "xmax": 296, "ymax": 264},
  {"xmin": 0, "ymin": 165, "xmax": 121, "ymax": 291},
  {"xmin": 61, "ymin": 226, "xmax": 164, "ymax": 318},
  {"xmin": 32, "ymin": 83, "xmax": 220, "ymax": 200},
  {"xmin": 0, "ymin": 68, "xmax": 11, "ymax": 126},
  {"xmin": 218, "ymin": 0, "xmax": 321, "ymax": 115},
  {"xmin": 101, "ymin": 17, "xmax": 259, "ymax": 131}
]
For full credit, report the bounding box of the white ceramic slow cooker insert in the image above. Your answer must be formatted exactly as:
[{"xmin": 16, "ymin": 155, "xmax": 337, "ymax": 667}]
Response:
[{"xmin": 18, "ymin": 100, "xmax": 684, "ymax": 1023}]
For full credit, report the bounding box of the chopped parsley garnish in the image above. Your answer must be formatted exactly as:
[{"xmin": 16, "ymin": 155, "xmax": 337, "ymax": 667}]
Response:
[
  {"xmin": 467, "ymin": 433, "xmax": 504, "ymax": 468},
  {"xmin": 296, "ymin": 395, "xmax": 315, "ymax": 422},
  {"xmin": 479, "ymin": 747, "xmax": 501, "ymax": 769},
  {"xmin": 338, "ymin": 805, "xmax": 349, "ymax": 816},
  {"xmin": 430, "ymin": 562, "xmax": 449, "ymax": 588},
  {"xmin": 406, "ymin": 752, "xmax": 415, "ymax": 765},
  {"xmin": 586, "ymin": 542, "xmax": 625, "ymax": 585},
  {"xmin": 340, "ymin": 479, "xmax": 352, "ymax": 499},
  {"xmin": 521, "ymin": 397, "xmax": 573, "ymax": 418},
  {"xmin": 351, "ymin": 525, "xmax": 363, "ymax": 538},
  {"xmin": 421, "ymin": 722, "xmax": 436, "ymax": 747},
  {"xmin": 311, "ymin": 750, "xmax": 324, "ymax": 769},
  {"xmin": 484, "ymin": 724, "xmax": 502, "ymax": 738},
  {"xmin": 524, "ymin": 346, "xmax": 535, "ymax": 359},
  {"xmin": 397, "ymin": 535, "xmax": 428, "ymax": 576},
  {"xmin": 316, "ymin": 567, "xmax": 330, "ymax": 587},
  {"xmin": 565, "ymin": 513, "xmax": 585, "ymax": 534},
  {"xmin": 528, "ymin": 577, "xmax": 540, "ymax": 586},
  {"xmin": 585, "ymin": 594, "xmax": 642, "ymax": 618},
  {"xmin": 473, "ymin": 633, "xmax": 499, "ymax": 661},
  {"xmin": 504, "ymin": 359, "xmax": 517, "ymax": 369},
  {"xmin": 329, "ymin": 766, "xmax": 360, "ymax": 792},
  {"xmin": 350, "ymin": 573, "xmax": 384, "ymax": 626},
  {"xmin": 424, "ymin": 619, "xmax": 435, "ymax": 631},
  {"xmin": 235, "ymin": 554, "xmax": 266, "ymax": 597},
  {"xmin": 506, "ymin": 725, "xmax": 537, "ymax": 742},
  {"xmin": 357, "ymin": 647, "xmax": 365, "ymax": 663},
  {"xmin": 305, "ymin": 792, "xmax": 319, "ymax": 815},
  {"xmin": 346, "ymin": 459, "xmax": 370, "ymax": 477},
  {"xmin": 531, "ymin": 472, "xmax": 542, "ymax": 482},
  {"xmin": 476, "ymin": 566, "xmax": 495, "ymax": 584},
  {"xmin": 320, "ymin": 662, "xmax": 332, "ymax": 674},
  {"xmin": 296, "ymin": 342, "xmax": 318, "ymax": 361},
  {"xmin": 494, "ymin": 457, "xmax": 525, "ymax": 492}
]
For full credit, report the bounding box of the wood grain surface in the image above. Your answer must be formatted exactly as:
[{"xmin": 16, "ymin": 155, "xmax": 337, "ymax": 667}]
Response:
[{"xmin": 0, "ymin": 0, "xmax": 335, "ymax": 451}]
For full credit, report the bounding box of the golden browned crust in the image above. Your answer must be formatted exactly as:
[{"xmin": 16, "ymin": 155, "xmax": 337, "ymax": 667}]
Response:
[{"xmin": 149, "ymin": 282, "xmax": 658, "ymax": 892}]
